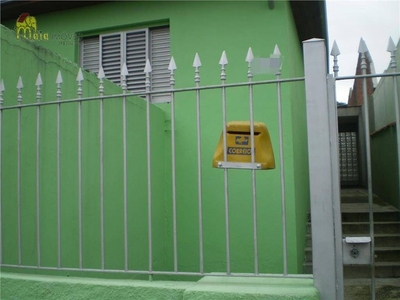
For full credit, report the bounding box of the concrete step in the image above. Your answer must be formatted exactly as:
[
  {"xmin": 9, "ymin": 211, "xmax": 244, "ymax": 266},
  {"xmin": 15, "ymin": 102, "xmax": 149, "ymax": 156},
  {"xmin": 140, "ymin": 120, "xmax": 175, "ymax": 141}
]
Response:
[
  {"xmin": 305, "ymin": 233, "xmax": 400, "ymax": 247},
  {"xmin": 305, "ymin": 247, "xmax": 400, "ymax": 263},
  {"xmin": 374, "ymin": 247, "xmax": 400, "ymax": 262},
  {"xmin": 341, "ymin": 194, "xmax": 380, "ymax": 204},
  {"xmin": 344, "ymin": 263, "xmax": 400, "ymax": 279},
  {"xmin": 304, "ymin": 262, "xmax": 400, "ymax": 278},
  {"xmin": 342, "ymin": 222, "xmax": 400, "ymax": 234},
  {"xmin": 341, "ymin": 211, "xmax": 400, "ymax": 222},
  {"xmin": 305, "ymin": 188, "xmax": 400, "ymax": 280},
  {"xmin": 306, "ymin": 221, "xmax": 400, "ymax": 234}
]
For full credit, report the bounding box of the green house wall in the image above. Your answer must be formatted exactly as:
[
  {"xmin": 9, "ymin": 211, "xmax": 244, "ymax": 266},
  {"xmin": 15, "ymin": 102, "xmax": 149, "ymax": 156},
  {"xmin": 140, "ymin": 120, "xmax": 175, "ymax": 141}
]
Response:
[{"xmin": 1, "ymin": 0, "xmax": 311, "ymax": 278}]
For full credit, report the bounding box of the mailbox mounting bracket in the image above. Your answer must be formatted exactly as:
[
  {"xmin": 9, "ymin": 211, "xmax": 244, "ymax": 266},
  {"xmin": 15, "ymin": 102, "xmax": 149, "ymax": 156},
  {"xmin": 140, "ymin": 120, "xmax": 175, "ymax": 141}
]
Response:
[{"xmin": 217, "ymin": 162, "xmax": 261, "ymax": 170}]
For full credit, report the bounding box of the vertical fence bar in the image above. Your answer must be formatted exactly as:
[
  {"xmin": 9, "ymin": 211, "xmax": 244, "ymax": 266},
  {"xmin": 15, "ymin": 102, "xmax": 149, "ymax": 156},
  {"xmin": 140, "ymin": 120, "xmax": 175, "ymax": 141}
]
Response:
[
  {"xmin": 77, "ymin": 93, "xmax": 83, "ymax": 269},
  {"xmin": 0, "ymin": 80, "xmax": 4, "ymax": 265},
  {"xmin": 78, "ymin": 68, "xmax": 86, "ymax": 269},
  {"xmin": 168, "ymin": 58, "xmax": 178, "ymax": 272},
  {"xmin": 56, "ymin": 71, "xmax": 62, "ymax": 269},
  {"xmin": 387, "ymin": 38, "xmax": 400, "ymax": 205},
  {"xmin": 393, "ymin": 60, "xmax": 400, "ymax": 205},
  {"xmin": 144, "ymin": 60, "xmax": 153, "ymax": 279},
  {"xmin": 99, "ymin": 75, "xmax": 105, "ymax": 270},
  {"xmin": 92, "ymin": 65, "xmax": 105, "ymax": 267},
  {"xmin": 275, "ymin": 60, "xmax": 288, "ymax": 276},
  {"xmin": 193, "ymin": 54, "xmax": 204, "ymax": 274},
  {"xmin": 303, "ymin": 38, "xmax": 343, "ymax": 300},
  {"xmin": 121, "ymin": 64, "xmax": 129, "ymax": 272},
  {"xmin": 359, "ymin": 39, "xmax": 375, "ymax": 300},
  {"xmin": 219, "ymin": 51, "xmax": 231, "ymax": 274},
  {"xmin": 330, "ymin": 37, "xmax": 345, "ymax": 298},
  {"xmin": 245, "ymin": 48, "xmax": 259, "ymax": 274},
  {"xmin": 36, "ymin": 74, "xmax": 42, "ymax": 267},
  {"xmin": 17, "ymin": 76, "xmax": 23, "ymax": 266}
]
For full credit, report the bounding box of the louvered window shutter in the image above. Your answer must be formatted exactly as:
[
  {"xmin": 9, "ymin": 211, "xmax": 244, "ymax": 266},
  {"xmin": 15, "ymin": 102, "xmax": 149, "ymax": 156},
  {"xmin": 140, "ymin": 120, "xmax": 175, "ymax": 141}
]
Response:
[
  {"xmin": 81, "ymin": 27, "xmax": 170, "ymax": 101},
  {"xmin": 125, "ymin": 30, "xmax": 147, "ymax": 94},
  {"xmin": 101, "ymin": 33, "xmax": 122, "ymax": 85},
  {"xmin": 81, "ymin": 36, "xmax": 100, "ymax": 74},
  {"xmin": 150, "ymin": 27, "xmax": 171, "ymax": 103}
]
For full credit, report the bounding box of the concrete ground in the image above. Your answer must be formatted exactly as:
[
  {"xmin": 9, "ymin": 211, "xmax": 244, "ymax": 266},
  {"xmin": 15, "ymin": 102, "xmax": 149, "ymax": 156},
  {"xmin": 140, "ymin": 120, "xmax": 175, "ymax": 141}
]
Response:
[{"xmin": 344, "ymin": 278, "xmax": 400, "ymax": 300}]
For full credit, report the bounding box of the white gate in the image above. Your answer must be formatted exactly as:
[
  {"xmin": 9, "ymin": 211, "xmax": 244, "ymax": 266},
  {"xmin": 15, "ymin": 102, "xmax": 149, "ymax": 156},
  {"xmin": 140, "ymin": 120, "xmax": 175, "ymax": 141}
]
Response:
[{"xmin": 304, "ymin": 38, "xmax": 400, "ymax": 300}]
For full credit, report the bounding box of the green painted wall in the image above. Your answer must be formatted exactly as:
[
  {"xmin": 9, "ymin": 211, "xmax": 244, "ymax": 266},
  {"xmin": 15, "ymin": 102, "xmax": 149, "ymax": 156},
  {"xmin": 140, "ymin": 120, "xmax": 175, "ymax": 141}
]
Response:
[
  {"xmin": 1, "ymin": 25, "xmax": 168, "ymax": 276},
  {"xmin": 370, "ymin": 40, "xmax": 400, "ymax": 209},
  {"xmin": 371, "ymin": 127, "xmax": 399, "ymax": 209},
  {"xmin": 1, "ymin": 0, "xmax": 311, "ymax": 279}
]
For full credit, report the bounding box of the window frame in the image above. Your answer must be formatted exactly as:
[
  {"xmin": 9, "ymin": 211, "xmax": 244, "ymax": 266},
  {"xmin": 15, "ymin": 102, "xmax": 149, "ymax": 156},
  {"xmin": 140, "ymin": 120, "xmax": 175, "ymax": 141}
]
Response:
[{"xmin": 80, "ymin": 26, "xmax": 170, "ymax": 103}]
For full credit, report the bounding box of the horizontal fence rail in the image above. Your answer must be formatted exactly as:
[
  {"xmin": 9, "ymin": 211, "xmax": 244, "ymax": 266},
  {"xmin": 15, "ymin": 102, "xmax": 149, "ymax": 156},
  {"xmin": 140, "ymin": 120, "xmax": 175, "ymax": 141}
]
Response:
[{"xmin": 0, "ymin": 47, "xmax": 308, "ymax": 280}]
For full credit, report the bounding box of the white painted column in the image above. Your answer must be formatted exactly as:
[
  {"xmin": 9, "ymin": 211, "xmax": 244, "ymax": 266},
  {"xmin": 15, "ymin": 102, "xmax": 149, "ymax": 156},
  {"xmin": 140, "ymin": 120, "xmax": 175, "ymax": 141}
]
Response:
[{"xmin": 303, "ymin": 38, "xmax": 343, "ymax": 300}]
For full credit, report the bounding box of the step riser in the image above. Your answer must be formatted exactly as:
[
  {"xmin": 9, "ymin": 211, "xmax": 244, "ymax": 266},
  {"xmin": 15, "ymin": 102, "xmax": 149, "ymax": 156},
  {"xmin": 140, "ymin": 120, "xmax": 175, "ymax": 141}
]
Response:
[
  {"xmin": 307, "ymin": 224, "xmax": 400, "ymax": 234},
  {"xmin": 342, "ymin": 224, "xmax": 400, "ymax": 234},
  {"xmin": 341, "ymin": 212, "xmax": 400, "ymax": 222},
  {"xmin": 306, "ymin": 236, "xmax": 400, "ymax": 247},
  {"xmin": 340, "ymin": 196, "xmax": 380, "ymax": 204},
  {"xmin": 375, "ymin": 251, "xmax": 400, "ymax": 262},
  {"xmin": 304, "ymin": 265, "xmax": 400, "ymax": 278},
  {"xmin": 344, "ymin": 266, "xmax": 400, "ymax": 279},
  {"xmin": 305, "ymin": 250, "xmax": 400, "ymax": 263}
]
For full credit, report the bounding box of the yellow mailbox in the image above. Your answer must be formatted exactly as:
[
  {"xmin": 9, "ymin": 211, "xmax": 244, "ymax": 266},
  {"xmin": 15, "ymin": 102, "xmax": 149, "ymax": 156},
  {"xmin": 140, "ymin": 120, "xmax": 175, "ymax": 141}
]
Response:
[{"xmin": 212, "ymin": 121, "xmax": 275, "ymax": 170}]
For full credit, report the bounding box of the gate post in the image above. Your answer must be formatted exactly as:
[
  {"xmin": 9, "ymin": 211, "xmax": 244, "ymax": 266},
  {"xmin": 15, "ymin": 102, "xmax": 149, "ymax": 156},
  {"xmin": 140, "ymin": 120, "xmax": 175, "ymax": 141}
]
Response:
[{"xmin": 303, "ymin": 38, "xmax": 344, "ymax": 300}]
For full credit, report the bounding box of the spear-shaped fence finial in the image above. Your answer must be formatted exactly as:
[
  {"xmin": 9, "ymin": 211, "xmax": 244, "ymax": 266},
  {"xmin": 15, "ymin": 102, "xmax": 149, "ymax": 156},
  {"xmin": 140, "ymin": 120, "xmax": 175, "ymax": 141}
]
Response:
[
  {"xmin": 358, "ymin": 38, "xmax": 369, "ymax": 72},
  {"xmin": 98, "ymin": 66, "xmax": 105, "ymax": 96},
  {"xmin": 56, "ymin": 70, "xmax": 63, "ymax": 101},
  {"xmin": 193, "ymin": 53, "xmax": 202, "ymax": 84},
  {"xmin": 387, "ymin": 37, "xmax": 397, "ymax": 70},
  {"xmin": 330, "ymin": 40, "xmax": 340, "ymax": 77},
  {"xmin": 0, "ymin": 79, "xmax": 4, "ymax": 106},
  {"xmin": 168, "ymin": 56, "xmax": 177, "ymax": 87},
  {"xmin": 121, "ymin": 63, "xmax": 129, "ymax": 93},
  {"xmin": 36, "ymin": 73, "xmax": 43, "ymax": 102},
  {"xmin": 144, "ymin": 59, "xmax": 152, "ymax": 93},
  {"xmin": 219, "ymin": 51, "xmax": 228, "ymax": 82},
  {"xmin": 76, "ymin": 68, "xmax": 84, "ymax": 98},
  {"xmin": 272, "ymin": 44, "xmax": 282, "ymax": 75},
  {"xmin": 17, "ymin": 76, "xmax": 23, "ymax": 104},
  {"xmin": 246, "ymin": 47, "xmax": 254, "ymax": 80}
]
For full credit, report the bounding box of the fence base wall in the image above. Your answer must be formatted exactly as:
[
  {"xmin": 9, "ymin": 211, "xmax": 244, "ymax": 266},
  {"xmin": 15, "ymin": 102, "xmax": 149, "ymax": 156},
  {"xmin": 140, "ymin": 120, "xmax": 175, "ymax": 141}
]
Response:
[{"xmin": 0, "ymin": 272, "xmax": 319, "ymax": 300}]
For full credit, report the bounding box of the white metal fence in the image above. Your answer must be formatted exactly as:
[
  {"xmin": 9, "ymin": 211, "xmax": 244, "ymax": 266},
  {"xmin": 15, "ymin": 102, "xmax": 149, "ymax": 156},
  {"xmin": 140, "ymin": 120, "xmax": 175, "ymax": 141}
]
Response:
[
  {"xmin": 307, "ymin": 37, "xmax": 400, "ymax": 300},
  {"xmin": 1, "ymin": 37, "xmax": 398, "ymax": 300},
  {"xmin": 0, "ymin": 45, "xmax": 310, "ymax": 281}
]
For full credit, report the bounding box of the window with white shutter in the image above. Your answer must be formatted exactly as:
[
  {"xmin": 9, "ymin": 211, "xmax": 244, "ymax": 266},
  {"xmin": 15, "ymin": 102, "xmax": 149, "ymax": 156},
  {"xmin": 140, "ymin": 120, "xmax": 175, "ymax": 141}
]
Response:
[
  {"xmin": 125, "ymin": 30, "xmax": 147, "ymax": 93},
  {"xmin": 101, "ymin": 33, "xmax": 122, "ymax": 85},
  {"xmin": 80, "ymin": 26, "xmax": 170, "ymax": 102},
  {"xmin": 81, "ymin": 36, "xmax": 100, "ymax": 74},
  {"xmin": 150, "ymin": 27, "xmax": 170, "ymax": 103}
]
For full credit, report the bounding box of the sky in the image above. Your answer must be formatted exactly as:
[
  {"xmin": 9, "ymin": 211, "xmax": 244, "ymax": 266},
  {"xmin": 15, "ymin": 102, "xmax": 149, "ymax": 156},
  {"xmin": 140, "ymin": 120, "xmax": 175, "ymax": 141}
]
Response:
[{"xmin": 326, "ymin": 0, "xmax": 400, "ymax": 103}]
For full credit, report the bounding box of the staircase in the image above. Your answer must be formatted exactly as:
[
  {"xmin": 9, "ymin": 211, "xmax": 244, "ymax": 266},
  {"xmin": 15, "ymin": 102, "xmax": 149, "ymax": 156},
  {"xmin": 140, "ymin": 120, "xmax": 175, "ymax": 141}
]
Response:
[{"xmin": 304, "ymin": 188, "xmax": 400, "ymax": 279}]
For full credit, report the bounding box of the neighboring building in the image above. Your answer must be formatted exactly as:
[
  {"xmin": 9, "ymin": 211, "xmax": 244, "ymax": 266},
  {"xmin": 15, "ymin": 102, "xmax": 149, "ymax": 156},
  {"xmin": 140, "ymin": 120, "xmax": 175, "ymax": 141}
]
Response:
[
  {"xmin": 0, "ymin": 0, "xmax": 327, "ymax": 295},
  {"xmin": 347, "ymin": 51, "xmax": 376, "ymax": 106},
  {"xmin": 338, "ymin": 41, "xmax": 400, "ymax": 209}
]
